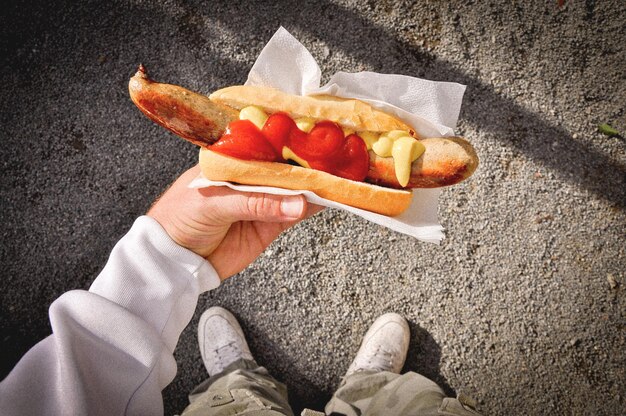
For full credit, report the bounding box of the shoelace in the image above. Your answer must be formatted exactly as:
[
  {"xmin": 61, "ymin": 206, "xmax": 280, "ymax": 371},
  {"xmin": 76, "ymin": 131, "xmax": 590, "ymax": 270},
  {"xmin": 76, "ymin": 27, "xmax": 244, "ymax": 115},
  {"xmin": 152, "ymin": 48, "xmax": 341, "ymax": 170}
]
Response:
[
  {"xmin": 355, "ymin": 344, "xmax": 397, "ymax": 372},
  {"xmin": 211, "ymin": 341, "xmax": 243, "ymax": 371}
]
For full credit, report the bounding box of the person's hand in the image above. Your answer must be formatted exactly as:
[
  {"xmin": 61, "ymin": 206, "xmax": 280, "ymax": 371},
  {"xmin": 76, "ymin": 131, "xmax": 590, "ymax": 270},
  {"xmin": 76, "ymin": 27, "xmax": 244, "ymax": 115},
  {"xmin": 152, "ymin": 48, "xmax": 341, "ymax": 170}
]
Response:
[{"xmin": 147, "ymin": 165, "xmax": 322, "ymax": 280}]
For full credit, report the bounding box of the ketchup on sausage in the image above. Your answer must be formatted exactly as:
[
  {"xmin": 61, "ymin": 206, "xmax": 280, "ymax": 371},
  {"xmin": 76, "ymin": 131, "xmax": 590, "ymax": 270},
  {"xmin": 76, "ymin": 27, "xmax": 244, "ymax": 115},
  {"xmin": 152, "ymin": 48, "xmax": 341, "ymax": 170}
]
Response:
[{"xmin": 211, "ymin": 112, "xmax": 369, "ymax": 182}]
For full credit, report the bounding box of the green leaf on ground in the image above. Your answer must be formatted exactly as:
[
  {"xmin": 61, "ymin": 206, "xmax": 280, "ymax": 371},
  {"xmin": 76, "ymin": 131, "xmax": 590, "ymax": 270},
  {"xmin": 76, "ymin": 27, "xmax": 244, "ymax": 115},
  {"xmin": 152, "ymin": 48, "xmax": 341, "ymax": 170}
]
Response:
[{"xmin": 598, "ymin": 123, "xmax": 620, "ymax": 137}]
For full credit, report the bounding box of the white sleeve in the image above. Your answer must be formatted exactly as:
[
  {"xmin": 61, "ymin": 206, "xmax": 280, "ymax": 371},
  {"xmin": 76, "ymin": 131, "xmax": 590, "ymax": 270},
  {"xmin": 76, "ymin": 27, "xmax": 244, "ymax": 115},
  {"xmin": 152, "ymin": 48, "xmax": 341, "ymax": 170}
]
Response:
[{"xmin": 0, "ymin": 216, "xmax": 221, "ymax": 416}]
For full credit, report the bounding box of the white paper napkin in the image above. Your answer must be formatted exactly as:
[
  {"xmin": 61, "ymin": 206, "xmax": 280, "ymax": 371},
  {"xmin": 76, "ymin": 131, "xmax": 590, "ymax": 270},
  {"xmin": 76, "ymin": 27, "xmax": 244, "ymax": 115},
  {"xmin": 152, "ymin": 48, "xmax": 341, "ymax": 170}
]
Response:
[
  {"xmin": 246, "ymin": 27, "xmax": 466, "ymax": 138},
  {"xmin": 192, "ymin": 27, "xmax": 466, "ymax": 243},
  {"xmin": 189, "ymin": 177, "xmax": 444, "ymax": 243}
]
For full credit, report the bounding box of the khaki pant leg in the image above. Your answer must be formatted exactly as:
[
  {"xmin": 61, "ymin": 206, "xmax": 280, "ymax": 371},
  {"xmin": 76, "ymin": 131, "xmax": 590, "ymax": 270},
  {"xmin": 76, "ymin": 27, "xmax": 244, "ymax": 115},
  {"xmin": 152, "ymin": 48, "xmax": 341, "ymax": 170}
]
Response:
[
  {"xmin": 181, "ymin": 359, "xmax": 293, "ymax": 416},
  {"xmin": 325, "ymin": 371, "xmax": 480, "ymax": 416}
]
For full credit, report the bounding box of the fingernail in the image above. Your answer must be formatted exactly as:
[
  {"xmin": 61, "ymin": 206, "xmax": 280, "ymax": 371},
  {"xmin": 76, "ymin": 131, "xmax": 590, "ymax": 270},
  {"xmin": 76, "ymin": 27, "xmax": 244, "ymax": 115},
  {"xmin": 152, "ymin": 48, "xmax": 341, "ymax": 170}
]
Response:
[{"xmin": 280, "ymin": 196, "xmax": 304, "ymax": 218}]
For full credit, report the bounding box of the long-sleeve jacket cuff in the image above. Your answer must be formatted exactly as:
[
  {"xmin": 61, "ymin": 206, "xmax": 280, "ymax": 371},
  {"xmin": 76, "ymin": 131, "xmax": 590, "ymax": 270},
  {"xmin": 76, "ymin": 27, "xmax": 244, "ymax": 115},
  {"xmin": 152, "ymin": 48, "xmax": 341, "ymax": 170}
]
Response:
[{"xmin": 133, "ymin": 216, "xmax": 221, "ymax": 292}]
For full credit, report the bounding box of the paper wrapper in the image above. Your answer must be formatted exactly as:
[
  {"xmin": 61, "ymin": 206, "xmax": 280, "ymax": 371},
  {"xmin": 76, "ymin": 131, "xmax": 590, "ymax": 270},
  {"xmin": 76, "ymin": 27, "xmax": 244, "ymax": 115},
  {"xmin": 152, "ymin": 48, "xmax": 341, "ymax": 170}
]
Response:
[{"xmin": 191, "ymin": 27, "xmax": 466, "ymax": 243}]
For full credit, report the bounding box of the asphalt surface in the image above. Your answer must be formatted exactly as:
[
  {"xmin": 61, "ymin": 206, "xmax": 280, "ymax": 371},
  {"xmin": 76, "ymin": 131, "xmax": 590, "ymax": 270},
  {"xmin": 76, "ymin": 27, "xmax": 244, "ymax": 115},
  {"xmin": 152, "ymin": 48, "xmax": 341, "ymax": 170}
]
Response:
[{"xmin": 1, "ymin": 1, "xmax": 625, "ymax": 415}]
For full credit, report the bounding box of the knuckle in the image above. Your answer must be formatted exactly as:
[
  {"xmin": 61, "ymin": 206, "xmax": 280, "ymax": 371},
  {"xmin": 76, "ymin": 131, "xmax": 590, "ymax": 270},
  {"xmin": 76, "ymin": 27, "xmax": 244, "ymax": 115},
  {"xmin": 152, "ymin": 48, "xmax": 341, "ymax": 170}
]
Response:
[{"xmin": 246, "ymin": 194, "xmax": 279, "ymax": 218}]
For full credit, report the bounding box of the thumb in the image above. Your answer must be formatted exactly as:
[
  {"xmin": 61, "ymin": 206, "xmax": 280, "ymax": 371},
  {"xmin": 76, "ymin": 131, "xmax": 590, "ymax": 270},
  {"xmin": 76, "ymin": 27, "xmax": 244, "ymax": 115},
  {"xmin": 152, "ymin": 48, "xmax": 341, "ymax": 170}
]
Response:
[{"xmin": 213, "ymin": 190, "xmax": 307, "ymax": 223}]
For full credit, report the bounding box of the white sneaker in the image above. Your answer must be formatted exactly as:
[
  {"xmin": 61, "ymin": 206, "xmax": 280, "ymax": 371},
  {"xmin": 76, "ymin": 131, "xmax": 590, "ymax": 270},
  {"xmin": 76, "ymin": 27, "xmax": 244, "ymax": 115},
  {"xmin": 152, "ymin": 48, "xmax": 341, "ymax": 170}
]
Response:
[
  {"xmin": 198, "ymin": 306, "xmax": 255, "ymax": 376},
  {"xmin": 345, "ymin": 313, "xmax": 410, "ymax": 377}
]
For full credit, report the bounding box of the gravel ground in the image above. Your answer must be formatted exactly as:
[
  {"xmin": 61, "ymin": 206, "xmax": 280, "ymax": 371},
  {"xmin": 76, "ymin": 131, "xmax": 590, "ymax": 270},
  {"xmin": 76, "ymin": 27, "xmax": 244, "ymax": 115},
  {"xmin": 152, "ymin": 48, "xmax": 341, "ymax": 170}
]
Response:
[{"xmin": 1, "ymin": 1, "xmax": 624, "ymax": 415}]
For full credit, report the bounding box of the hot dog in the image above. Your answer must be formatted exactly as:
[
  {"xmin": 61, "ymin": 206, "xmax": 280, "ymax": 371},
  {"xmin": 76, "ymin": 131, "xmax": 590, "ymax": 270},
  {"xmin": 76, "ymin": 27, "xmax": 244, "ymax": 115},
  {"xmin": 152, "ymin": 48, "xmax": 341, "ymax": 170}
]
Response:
[{"xmin": 129, "ymin": 65, "xmax": 478, "ymax": 216}]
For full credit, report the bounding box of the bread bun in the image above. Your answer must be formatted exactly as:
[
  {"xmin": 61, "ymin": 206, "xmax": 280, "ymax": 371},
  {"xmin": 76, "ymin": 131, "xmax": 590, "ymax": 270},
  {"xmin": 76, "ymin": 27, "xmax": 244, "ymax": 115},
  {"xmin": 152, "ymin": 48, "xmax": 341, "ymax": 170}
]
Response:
[
  {"xmin": 199, "ymin": 149, "xmax": 413, "ymax": 216},
  {"xmin": 209, "ymin": 86, "xmax": 416, "ymax": 136}
]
